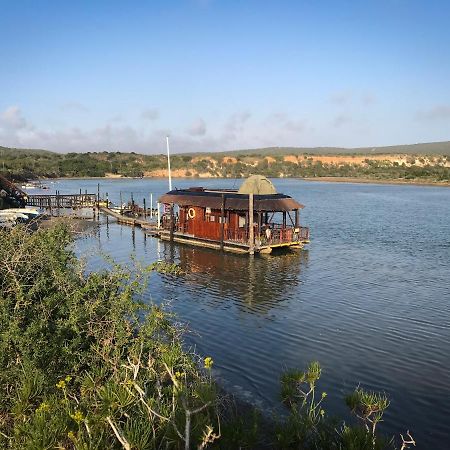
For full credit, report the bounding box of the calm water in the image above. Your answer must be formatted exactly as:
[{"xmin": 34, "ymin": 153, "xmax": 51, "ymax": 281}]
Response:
[{"xmin": 42, "ymin": 178, "xmax": 450, "ymax": 448}]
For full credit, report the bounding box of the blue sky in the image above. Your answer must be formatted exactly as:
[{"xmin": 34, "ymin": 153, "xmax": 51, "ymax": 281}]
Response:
[{"xmin": 1, "ymin": 0, "xmax": 449, "ymax": 153}]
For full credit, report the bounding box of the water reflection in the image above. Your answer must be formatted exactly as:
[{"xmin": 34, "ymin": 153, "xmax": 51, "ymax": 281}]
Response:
[
  {"xmin": 160, "ymin": 242, "xmax": 309, "ymax": 315},
  {"xmin": 71, "ymin": 179, "xmax": 450, "ymax": 449}
]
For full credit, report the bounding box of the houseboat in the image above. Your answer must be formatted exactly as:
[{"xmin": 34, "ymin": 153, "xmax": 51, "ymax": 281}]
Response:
[{"xmin": 158, "ymin": 175, "xmax": 309, "ymax": 254}]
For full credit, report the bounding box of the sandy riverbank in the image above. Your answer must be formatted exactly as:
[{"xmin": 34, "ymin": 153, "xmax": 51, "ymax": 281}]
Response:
[
  {"xmin": 32, "ymin": 174, "xmax": 450, "ymax": 187},
  {"xmin": 302, "ymin": 176, "xmax": 450, "ymax": 187}
]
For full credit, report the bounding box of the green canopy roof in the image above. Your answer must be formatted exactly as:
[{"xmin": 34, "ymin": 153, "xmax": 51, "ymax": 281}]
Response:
[{"xmin": 238, "ymin": 175, "xmax": 277, "ymax": 195}]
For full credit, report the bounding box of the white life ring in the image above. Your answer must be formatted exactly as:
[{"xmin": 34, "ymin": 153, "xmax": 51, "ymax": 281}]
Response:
[{"xmin": 187, "ymin": 208, "xmax": 196, "ymax": 219}]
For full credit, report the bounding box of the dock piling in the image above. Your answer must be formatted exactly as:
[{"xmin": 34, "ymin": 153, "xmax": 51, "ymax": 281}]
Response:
[
  {"xmin": 157, "ymin": 202, "xmax": 161, "ymax": 229},
  {"xmin": 249, "ymin": 193, "xmax": 254, "ymax": 255}
]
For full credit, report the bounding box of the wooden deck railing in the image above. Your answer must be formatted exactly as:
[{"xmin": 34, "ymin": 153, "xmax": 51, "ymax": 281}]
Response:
[
  {"xmin": 225, "ymin": 228, "xmax": 249, "ymax": 243},
  {"xmin": 261, "ymin": 226, "xmax": 309, "ymax": 244},
  {"xmin": 169, "ymin": 220, "xmax": 309, "ymax": 246}
]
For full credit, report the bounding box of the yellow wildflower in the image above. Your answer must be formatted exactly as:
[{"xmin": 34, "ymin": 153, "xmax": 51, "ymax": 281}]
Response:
[
  {"xmin": 321, "ymin": 392, "xmax": 327, "ymax": 398},
  {"xmin": 65, "ymin": 375, "xmax": 72, "ymax": 383},
  {"xmin": 36, "ymin": 402, "xmax": 50, "ymax": 413},
  {"xmin": 56, "ymin": 380, "xmax": 66, "ymax": 389},
  {"xmin": 70, "ymin": 410, "xmax": 84, "ymax": 424},
  {"xmin": 204, "ymin": 357, "xmax": 214, "ymax": 369},
  {"xmin": 67, "ymin": 431, "xmax": 76, "ymax": 441}
]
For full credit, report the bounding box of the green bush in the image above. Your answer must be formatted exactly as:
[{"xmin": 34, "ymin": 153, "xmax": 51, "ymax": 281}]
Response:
[{"xmin": 0, "ymin": 224, "xmax": 218, "ymax": 449}]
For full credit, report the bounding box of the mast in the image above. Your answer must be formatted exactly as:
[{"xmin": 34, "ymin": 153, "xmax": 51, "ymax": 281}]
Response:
[{"xmin": 166, "ymin": 136, "xmax": 172, "ymax": 191}]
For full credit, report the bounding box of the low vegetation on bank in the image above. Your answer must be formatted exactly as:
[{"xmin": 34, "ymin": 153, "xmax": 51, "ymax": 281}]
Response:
[
  {"xmin": 1, "ymin": 144, "xmax": 449, "ymax": 183},
  {"xmin": 0, "ymin": 224, "xmax": 416, "ymax": 449}
]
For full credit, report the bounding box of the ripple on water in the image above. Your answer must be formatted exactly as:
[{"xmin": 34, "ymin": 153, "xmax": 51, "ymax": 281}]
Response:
[{"xmin": 71, "ymin": 179, "xmax": 450, "ymax": 449}]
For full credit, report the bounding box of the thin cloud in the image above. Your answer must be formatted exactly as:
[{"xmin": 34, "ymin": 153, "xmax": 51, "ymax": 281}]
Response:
[
  {"xmin": 187, "ymin": 118, "xmax": 207, "ymax": 136},
  {"xmin": 330, "ymin": 91, "xmax": 352, "ymax": 105},
  {"xmin": 107, "ymin": 114, "xmax": 124, "ymax": 123},
  {"xmin": 0, "ymin": 106, "xmax": 29, "ymax": 130},
  {"xmin": 416, "ymin": 105, "xmax": 450, "ymax": 121},
  {"xmin": 266, "ymin": 113, "xmax": 307, "ymax": 133},
  {"xmin": 0, "ymin": 105, "xmax": 371, "ymax": 154},
  {"xmin": 362, "ymin": 93, "xmax": 376, "ymax": 106},
  {"xmin": 60, "ymin": 102, "xmax": 89, "ymax": 113},
  {"xmin": 141, "ymin": 108, "xmax": 159, "ymax": 121},
  {"xmin": 222, "ymin": 111, "xmax": 251, "ymax": 141},
  {"xmin": 284, "ymin": 118, "xmax": 307, "ymax": 132},
  {"xmin": 332, "ymin": 114, "xmax": 352, "ymax": 128}
]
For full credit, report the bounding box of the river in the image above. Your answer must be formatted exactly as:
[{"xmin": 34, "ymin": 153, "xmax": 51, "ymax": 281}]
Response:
[{"xmin": 39, "ymin": 177, "xmax": 450, "ymax": 449}]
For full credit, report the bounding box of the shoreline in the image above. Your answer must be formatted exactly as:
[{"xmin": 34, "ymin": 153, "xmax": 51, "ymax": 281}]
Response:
[
  {"xmin": 39, "ymin": 175, "xmax": 450, "ymax": 187},
  {"xmin": 301, "ymin": 176, "xmax": 450, "ymax": 187}
]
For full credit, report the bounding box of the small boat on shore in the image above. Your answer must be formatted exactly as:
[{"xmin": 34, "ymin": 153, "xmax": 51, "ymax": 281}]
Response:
[
  {"xmin": 109, "ymin": 204, "xmax": 133, "ymax": 215},
  {"xmin": 21, "ymin": 182, "xmax": 49, "ymax": 190},
  {"xmin": 0, "ymin": 208, "xmax": 42, "ymax": 226},
  {"xmin": 21, "ymin": 183, "xmax": 37, "ymax": 189}
]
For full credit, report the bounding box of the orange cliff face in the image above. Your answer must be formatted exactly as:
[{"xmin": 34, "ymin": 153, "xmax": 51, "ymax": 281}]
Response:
[
  {"xmin": 283, "ymin": 154, "xmax": 450, "ymax": 168},
  {"xmin": 140, "ymin": 153, "xmax": 449, "ymax": 178},
  {"xmin": 143, "ymin": 169, "xmax": 214, "ymax": 178}
]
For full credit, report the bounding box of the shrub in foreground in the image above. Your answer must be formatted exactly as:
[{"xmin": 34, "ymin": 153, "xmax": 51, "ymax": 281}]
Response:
[
  {"xmin": 0, "ymin": 224, "xmax": 218, "ymax": 449},
  {"xmin": 0, "ymin": 224, "xmax": 415, "ymax": 449}
]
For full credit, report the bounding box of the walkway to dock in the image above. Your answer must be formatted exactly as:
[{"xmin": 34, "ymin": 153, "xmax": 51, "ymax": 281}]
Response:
[
  {"xmin": 27, "ymin": 193, "xmax": 97, "ymax": 209},
  {"xmin": 99, "ymin": 207, "xmax": 159, "ymax": 234}
]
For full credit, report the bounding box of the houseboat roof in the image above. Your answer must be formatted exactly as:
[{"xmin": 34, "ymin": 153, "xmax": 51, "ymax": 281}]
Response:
[
  {"xmin": 238, "ymin": 175, "xmax": 277, "ymax": 195},
  {"xmin": 159, "ymin": 188, "xmax": 304, "ymax": 212}
]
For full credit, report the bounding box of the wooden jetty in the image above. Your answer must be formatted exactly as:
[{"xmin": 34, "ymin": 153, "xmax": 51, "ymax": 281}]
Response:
[
  {"xmin": 26, "ymin": 193, "xmax": 97, "ymax": 209},
  {"xmin": 99, "ymin": 206, "xmax": 159, "ymax": 233}
]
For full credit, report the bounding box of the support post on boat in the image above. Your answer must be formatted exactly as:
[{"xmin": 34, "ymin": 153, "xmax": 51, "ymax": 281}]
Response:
[
  {"xmin": 169, "ymin": 203, "xmax": 174, "ymax": 241},
  {"xmin": 220, "ymin": 193, "xmax": 225, "ymax": 251},
  {"xmin": 249, "ymin": 193, "xmax": 255, "ymax": 255}
]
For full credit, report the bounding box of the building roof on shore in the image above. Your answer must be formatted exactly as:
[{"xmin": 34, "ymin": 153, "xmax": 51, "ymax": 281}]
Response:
[{"xmin": 158, "ymin": 188, "xmax": 304, "ymax": 211}]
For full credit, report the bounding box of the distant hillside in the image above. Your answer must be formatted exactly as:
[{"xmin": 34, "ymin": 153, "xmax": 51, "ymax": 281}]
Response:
[
  {"xmin": 0, "ymin": 146, "xmax": 55, "ymax": 157},
  {"xmin": 1, "ymin": 140, "xmax": 450, "ymax": 157},
  {"xmin": 0, "ymin": 141, "xmax": 449, "ymax": 183},
  {"xmin": 193, "ymin": 141, "xmax": 450, "ymax": 157}
]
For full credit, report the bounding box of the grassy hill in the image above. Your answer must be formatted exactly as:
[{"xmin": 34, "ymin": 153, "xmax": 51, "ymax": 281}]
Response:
[
  {"xmin": 188, "ymin": 141, "xmax": 450, "ymax": 157},
  {"xmin": 0, "ymin": 146, "xmax": 55, "ymax": 157},
  {"xmin": 0, "ymin": 141, "xmax": 449, "ymax": 183}
]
